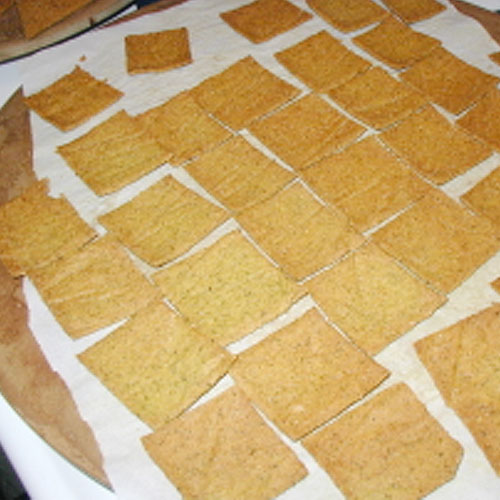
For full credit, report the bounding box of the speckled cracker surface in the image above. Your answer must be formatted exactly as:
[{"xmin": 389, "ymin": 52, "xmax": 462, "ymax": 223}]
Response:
[
  {"xmin": 220, "ymin": 0, "xmax": 312, "ymax": 43},
  {"xmin": 98, "ymin": 175, "xmax": 229, "ymax": 267},
  {"xmin": 231, "ymin": 308, "xmax": 389, "ymax": 440},
  {"xmin": 415, "ymin": 304, "xmax": 500, "ymax": 475},
  {"xmin": 379, "ymin": 105, "xmax": 492, "ymax": 185},
  {"xmin": 372, "ymin": 190, "xmax": 500, "ymax": 294},
  {"xmin": 125, "ymin": 28, "xmax": 192, "ymax": 75},
  {"xmin": 78, "ymin": 301, "xmax": 234, "ymax": 429},
  {"xmin": 184, "ymin": 135, "xmax": 295, "ymax": 213},
  {"xmin": 189, "ymin": 56, "xmax": 300, "ymax": 130},
  {"xmin": 28, "ymin": 236, "xmax": 161, "ymax": 338},
  {"xmin": 57, "ymin": 110, "xmax": 169, "ymax": 195},
  {"xmin": 142, "ymin": 387, "xmax": 307, "ymax": 500},
  {"xmin": 382, "ymin": 0, "xmax": 445, "ymax": 23},
  {"xmin": 25, "ymin": 66, "xmax": 123, "ymax": 131},
  {"xmin": 307, "ymin": 242, "xmax": 446, "ymax": 355},
  {"xmin": 302, "ymin": 383, "xmax": 463, "ymax": 500},
  {"xmin": 236, "ymin": 181, "xmax": 364, "ymax": 280},
  {"xmin": 0, "ymin": 180, "xmax": 96, "ymax": 277},
  {"xmin": 248, "ymin": 93, "xmax": 365, "ymax": 171},
  {"xmin": 152, "ymin": 230, "xmax": 305, "ymax": 346},
  {"xmin": 275, "ymin": 30, "xmax": 371, "ymax": 92}
]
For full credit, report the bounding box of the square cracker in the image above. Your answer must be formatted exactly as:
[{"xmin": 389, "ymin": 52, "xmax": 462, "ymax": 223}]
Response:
[
  {"xmin": 248, "ymin": 93, "xmax": 365, "ymax": 171},
  {"xmin": 328, "ymin": 66, "xmax": 428, "ymax": 130},
  {"xmin": 78, "ymin": 301, "xmax": 234, "ymax": 429},
  {"xmin": 184, "ymin": 135, "xmax": 295, "ymax": 213},
  {"xmin": 306, "ymin": 0, "xmax": 388, "ymax": 32},
  {"xmin": 28, "ymin": 236, "xmax": 161, "ymax": 338},
  {"xmin": 142, "ymin": 386, "xmax": 307, "ymax": 500},
  {"xmin": 306, "ymin": 242, "xmax": 446, "ymax": 355},
  {"xmin": 25, "ymin": 66, "xmax": 123, "ymax": 131},
  {"xmin": 236, "ymin": 181, "xmax": 364, "ymax": 280},
  {"xmin": 189, "ymin": 56, "xmax": 300, "ymax": 130},
  {"xmin": 57, "ymin": 110, "xmax": 169, "ymax": 196},
  {"xmin": 372, "ymin": 190, "xmax": 500, "ymax": 294},
  {"xmin": 415, "ymin": 304, "xmax": 500, "ymax": 475},
  {"xmin": 0, "ymin": 180, "xmax": 96, "ymax": 277},
  {"xmin": 275, "ymin": 30, "xmax": 371, "ymax": 92},
  {"xmin": 220, "ymin": 0, "xmax": 312, "ymax": 43},
  {"xmin": 302, "ymin": 383, "xmax": 463, "ymax": 500},
  {"xmin": 382, "ymin": 0, "xmax": 445, "ymax": 23},
  {"xmin": 353, "ymin": 16, "xmax": 441, "ymax": 69},
  {"xmin": 301, "ymin": 136, "xmax": 431, "ymax": 232},
  {"xmin": 125, "ymin": 27, "xmax": 192, "ymax": 75},
  {"xmin": 152, "ymin": 230, "xmax": 305, "ymax": 346},
  {"xmin": 401, "ymin": 47, "xmax": 499, "ymax": 115},
  {"xmin": 231, "ymin": 308, "xmax": 389, "ymax": 440},
  {"xmin": 379, "ymin": 105, "xmax": 492, "ymax": 185},
  {"xmin": 98, "ymin": 175, "xmax": 229, "ymax": 267}
]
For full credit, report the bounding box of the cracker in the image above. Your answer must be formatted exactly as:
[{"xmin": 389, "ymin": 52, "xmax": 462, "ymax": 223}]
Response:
[
  {"xmin": 379, "ymin": 105, "xmax": 492, "ymax": 185},
  {"xmin": 189, "ymin": 56, "xmax": 300, "ymax": 130},
  {"xmin": 492, "ymin": 277, "xmax": 500, "ymax": 294},
  {"xmin": 78, "ymin": 301, "xmax": 234, "ymax": 429},
  {"xmin": 275, "ymin": 30, "xmax": 371, "ymax": 92},
  {"xmin": 236, "ymin": 181, "xmax": 364, "ymax": 280},
  {"xmin": 301, "ymin": 136, "xmax": 430, "ymax": 232},
  {"xmin": 248, "ymin": 93, "xmax": 365, "ymax": 171},
  {"xmin": 135, "ymin": 92, "xmax": 231, "ymax": 166},
  {"xmin": 152, "ymin": 230, "xmax": 305, "ymax": 346},
  {"xmin": 220, "ymin": 0, "xmax": 312, "ymax": 43},
  {"xmin": 489, "ymin": 51, "xmax": 500, "ymax": 66},
  {"xmin": 307, "ymin": 242, "xmax": 446, "ymax": 355},
  {"xmin": 57, "ymin": 110, "xmax": 169, "ymax": 195},
  {"xmin": 231, "ymin": 308, "xmax": 389, "ymax": 440},
  {"xmin": 302, "ymin": 383, "xmax": 463, "ymax": 499},
  {"xmin": 25, "ymin": 66, "xmax": 123, "ymax": 131},
  {"xmin": 328, "ymin": 66, "xmax": 428, "ymax": 130},
  {"xmin": 415, "ymin": 304, "xmax": 500, "ymax": 475},
  {"xmin": 306, "ymin": 0, "xmax": 388, "ymax": 32},
  {"xmin": 0, "ymin": 180, "xmax": 96, "ymax": 277},
  {"xmin": 125, "ymin": 27, "xmax": 192, "ymax": 75},
  {"xmin": 382, "ymin": 0, "xmax": 445, "ymax": 23},
  {"xmin": 372, "ymin": 190, "xmax": 500, "ymax": 294},
  {"xmin": 401, "ymin": 47, "xmax": 500, "ymax": 114},
  {"xmin": 28, "ymin": 236, "xmax": 161, "ymax": 338},
  {"xmin": 142, "ymin": 386, "xmax": 307, "ymax": 500},
  {"xmin": 353, "ymin": 16, "xmax": 441, "ymax": 69},
  {"xmin": 184, "ymin": 135, "xmax": 295, "ymax": 213}
]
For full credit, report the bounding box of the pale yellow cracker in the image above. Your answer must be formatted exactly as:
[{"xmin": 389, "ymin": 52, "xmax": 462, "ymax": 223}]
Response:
[
  {"xmin": 184, "ymin": 135, "xmax": 295, "ymax": 213},
  {"xmin": 328, "ymin": 66, "xmax": 428, "ymax": 130},
  {"xmin": 248, "ymin": 93, "xmax": 365, "ymax": 171},
  {"xmin": 125, "ymin": 27, "xmax": 192, "ymax": 75},
  {"xmin": 231, "ymin": 308, "xmax": 389, "ymax": 440},
  {"xmin": 152, "ymin": 230, "xmax": 305, "ymax": 346},
  {"xmin": 236, "ymin": 181, "xmax": 364, "ymax": 280},
  {"xmin": 301, "ymin": 136, "xmax": 431, "ymax": 232},
  {"xmin": 0, "ymin": 180, "xmax": 96, "ymax": 277},
  {"xmin": 415, "ymin": 304, "xmax": 500, "ymax": 475},
  {"xmin": 401, "ymin": 47, "xmax": 499, "ymax": 114},
  {"xmin": 136, "ymin": 92, "xmax": 231, "ymax": 166},
  {"xmin": 372, "ymin": 190, "xmax": 500, "ymax": 294},
  {"xmin": 98, "ymin": 175, "xmax": 229, "ymax": 267},
  {"xmin": 25, "ymin": 66, "xmax": 123, "ymax": 131},
  {"xmin": 382, "ymin": 0, "xmax": 445, "ymax": 23},
  {"xmin": 57, "ymin": 110, "xmax": 169, "ymax": 195},
  {"xmin": 142, "ymin": 387, "xmax": 308, "ymax": 500},
  {"xmin": 189, "ymin": 56, "xmax": 300, "ymax": 130},
  {"xmin": 28, "ymin": 236, "xmax": 161, "ymax": 338},
  {"xmin": 353, "ymin": 16, "xmax": 441, "ymax": 69},
  {"xmin": 220, "ymin": 0, "xmax": 312, "ymax": 43},
  {"xmin": 306, "ymin": 242, "xmax": 446, "ymax": 355},
  {"xmin": 379, "ymin": 105, "xmax": 492, "ymax": 184},
  {"xmin": 275, "ymin": 30, "xmax": 371, "ymax": 92},
  {"xmin": 306, "ymin": 0, "xmax": 388, "ymax": 32},
  {"xmin": 302, "ymin": 383, "xmax": 463, "ymax": 499},
  {"xmin": 78, "ymin": 301, "xmax": 234, "ymax": 429}
]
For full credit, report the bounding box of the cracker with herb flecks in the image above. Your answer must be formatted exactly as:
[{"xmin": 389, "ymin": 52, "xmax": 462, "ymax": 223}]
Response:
[{"xmin": 381, "ymin": 0, "xmax": 445, "ymax": 23}]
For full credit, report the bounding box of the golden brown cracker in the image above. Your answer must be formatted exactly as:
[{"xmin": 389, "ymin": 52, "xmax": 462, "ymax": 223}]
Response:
[
  {"xmin": 382, "ymin": 0, "xmax": 445, "ymax": 23},
  {"xmin": 489, "ymin": 51, "xmax": 500, "ymax": 66},
  {"xmin": 492, "ymin": 277, "xmax": 500, "ymax": 294}
]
